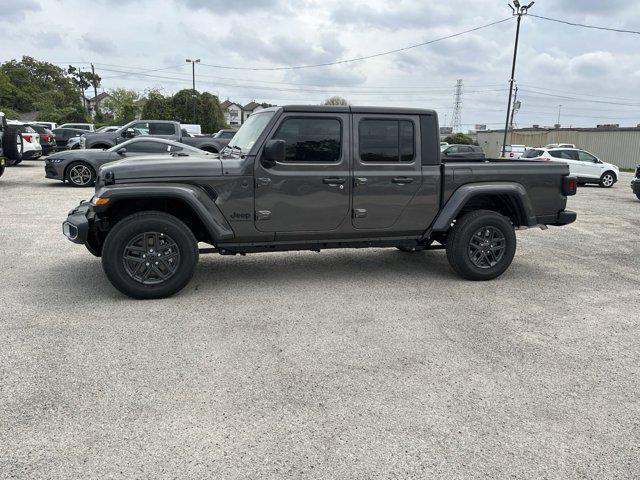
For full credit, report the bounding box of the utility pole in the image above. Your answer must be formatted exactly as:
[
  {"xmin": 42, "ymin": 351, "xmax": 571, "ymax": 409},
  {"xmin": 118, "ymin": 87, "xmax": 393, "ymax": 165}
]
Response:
[
  {"xmin": 186, "ymin": 58, "xmax": 201, "ymax": 124},
  {"xmin": 501, "ymin": 1, "xmax": 534, "ymax": 157},
  {"xmin": 555, "ymin": 104, "xmax": 562, "ymax": 142},
  {"xmin": 90, "ymin": 63, "xmax": 98, "ymax": 117}
]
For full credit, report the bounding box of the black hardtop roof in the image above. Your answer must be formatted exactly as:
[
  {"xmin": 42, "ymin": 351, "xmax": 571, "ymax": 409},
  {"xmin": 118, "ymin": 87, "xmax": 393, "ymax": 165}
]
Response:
[{"xmin": 274, "ymin": 105, "xmax": 437, "ymax": 116}]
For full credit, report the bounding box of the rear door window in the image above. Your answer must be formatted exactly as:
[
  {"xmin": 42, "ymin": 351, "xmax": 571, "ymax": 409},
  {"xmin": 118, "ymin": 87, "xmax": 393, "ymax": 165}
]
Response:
[
  {"xmin": 149, "ymin": 123, "xmax": 176, "ymax": 135},
  {"xmin": 523, "ymin": 149, "xmax": 543, "ymax": 158},
  {"xmin": 359, "ymin": 119, "xmax": 415, "ymax": 162}
]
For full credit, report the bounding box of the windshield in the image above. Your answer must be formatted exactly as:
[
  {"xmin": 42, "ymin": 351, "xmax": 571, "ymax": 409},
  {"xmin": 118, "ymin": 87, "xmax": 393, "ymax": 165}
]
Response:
[{"xmin": 227, "ymin": 111, "xmax": 275, "ymax": 153}]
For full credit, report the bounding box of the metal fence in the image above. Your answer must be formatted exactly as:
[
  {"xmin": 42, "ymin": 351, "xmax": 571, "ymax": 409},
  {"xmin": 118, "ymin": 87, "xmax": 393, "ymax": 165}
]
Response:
[{"xmin": 477, "ymin": 128, "xmax": 640, "ymax": 169}]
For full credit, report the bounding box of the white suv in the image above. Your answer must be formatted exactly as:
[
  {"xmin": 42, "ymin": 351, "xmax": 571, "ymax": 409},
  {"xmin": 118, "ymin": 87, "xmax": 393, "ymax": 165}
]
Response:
[
  {"xmin": 7, "ymin": 121, "xmax": 42, "ymax": 160},
  {"xmin": 522, "ymin": 147, "xmax": 619, "ymax": 188}
]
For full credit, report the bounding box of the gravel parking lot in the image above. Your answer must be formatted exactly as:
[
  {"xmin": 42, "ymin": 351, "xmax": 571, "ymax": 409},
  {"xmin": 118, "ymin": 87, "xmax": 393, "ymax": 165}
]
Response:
[{"xmin": 1, "ymin": 160, "xmax": 638, "ymax": 479}]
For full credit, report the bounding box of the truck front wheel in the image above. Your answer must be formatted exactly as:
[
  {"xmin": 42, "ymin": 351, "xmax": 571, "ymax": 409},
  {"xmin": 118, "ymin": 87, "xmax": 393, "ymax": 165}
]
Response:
[
  {"xmin": 101, "ymin": 212, "xmax": 199, "ymax": 299},
  {"xmin": 445, "ymin": 210, "xmax": 516, "ymax": 281}
]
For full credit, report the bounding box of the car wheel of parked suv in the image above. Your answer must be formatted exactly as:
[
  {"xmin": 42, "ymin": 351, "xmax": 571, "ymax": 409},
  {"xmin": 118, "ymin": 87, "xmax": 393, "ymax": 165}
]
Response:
[
  {"xmin": 101, "ymin": 212, "xmax": 199, "ymax": 299},
  {"xmin": 599, "ymin": 172, "xmax": 616, "ymax": 188},
  {"xmin": 65, "ymin": 161, "xmax": 96, "ymax": 187},
  {"xmin": 445, "ymin": 209, "xmax": 517, "ymax": 281}
]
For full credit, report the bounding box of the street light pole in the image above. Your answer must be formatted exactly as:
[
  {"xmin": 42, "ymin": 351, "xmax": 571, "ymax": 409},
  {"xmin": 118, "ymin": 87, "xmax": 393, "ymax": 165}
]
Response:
[
  {"xmin": 186, "ymin": 58, "xmax": 201, "ymax": 124},
  {"xmin": 501, "ymin": 1, "xmax": 534, "ymax": 157}
]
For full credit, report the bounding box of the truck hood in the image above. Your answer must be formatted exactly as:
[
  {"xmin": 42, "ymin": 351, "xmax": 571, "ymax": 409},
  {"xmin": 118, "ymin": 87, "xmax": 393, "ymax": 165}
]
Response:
[{"xmin": 100, "ymin": 155, "xmax": 223, "ymax": 182}]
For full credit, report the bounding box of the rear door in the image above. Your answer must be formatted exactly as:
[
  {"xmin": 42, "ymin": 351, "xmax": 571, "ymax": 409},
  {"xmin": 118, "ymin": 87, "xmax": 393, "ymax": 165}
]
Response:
[
  {"xmin": 149, "ymin": 122, "xmax": 179, "ymax": 141},
  {"xmin": 549, "ymin": 149, "xmax": 580, "ymax": 175},
  {"xmin": 351, "ymin": 114, "xmax": 422, "ymax": 230},
  {"xmin": 254, "ymin": 113, "xmax": 350, "ymax": 232}
]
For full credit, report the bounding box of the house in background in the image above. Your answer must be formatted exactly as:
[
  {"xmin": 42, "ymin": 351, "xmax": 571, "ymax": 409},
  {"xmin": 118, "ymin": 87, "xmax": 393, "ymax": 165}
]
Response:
[
  {"xmin": 83, "ymin": 92, "xmax": 111, "ymax": 118},
  {"xmin": 221, "ymin": 100, "xmax": 243, "ymax": 127},
  {"xmin": 242, "ymin": 101, "xmax": 275, "ymax": 123}
]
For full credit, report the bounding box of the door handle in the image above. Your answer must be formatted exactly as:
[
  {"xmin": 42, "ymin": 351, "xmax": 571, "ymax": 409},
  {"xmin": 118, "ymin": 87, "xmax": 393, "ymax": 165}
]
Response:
[
  {"xmin": 354, "ymin": 177, "xmax": 368, "ymax": 186},
  {"xmin": 323, "ymin": 177, "xmax": 346, "ymax": 185},
  {"xmin": 392, "ymin": 177, "xmax": 414, "ymax": 184}
]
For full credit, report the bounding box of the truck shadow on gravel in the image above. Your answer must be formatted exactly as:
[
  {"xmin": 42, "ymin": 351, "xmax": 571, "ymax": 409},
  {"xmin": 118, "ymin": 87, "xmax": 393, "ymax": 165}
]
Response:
[{"xmin": 42, "ymin": 249, "xmax": 539, "ymax": 302}]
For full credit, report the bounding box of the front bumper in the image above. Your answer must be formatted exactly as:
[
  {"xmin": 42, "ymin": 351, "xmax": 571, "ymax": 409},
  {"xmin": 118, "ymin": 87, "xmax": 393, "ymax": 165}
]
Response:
[
  {"xmin": 63, "ymin": 202, "xmax": 93, "ymax": 244},
  {"xmin": 631, "ymin": 178, "xmax": 640, "ymax": 195}
]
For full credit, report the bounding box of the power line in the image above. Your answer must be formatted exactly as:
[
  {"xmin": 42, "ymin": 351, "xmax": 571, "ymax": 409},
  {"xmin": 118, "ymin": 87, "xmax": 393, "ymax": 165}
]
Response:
[
  {"xmin": 198, "ymin": 17, "xmax": 513, "ymax": 71},
  {"xmin": 529, "ymin": 14, "xmax": 640, "ymax": 35}
]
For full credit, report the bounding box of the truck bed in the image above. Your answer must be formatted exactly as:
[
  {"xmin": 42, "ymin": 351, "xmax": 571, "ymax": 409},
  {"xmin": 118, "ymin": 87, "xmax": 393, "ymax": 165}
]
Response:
[{"xmin": 441, "ymin": 160, "xmax": 570, "ymax": 221}]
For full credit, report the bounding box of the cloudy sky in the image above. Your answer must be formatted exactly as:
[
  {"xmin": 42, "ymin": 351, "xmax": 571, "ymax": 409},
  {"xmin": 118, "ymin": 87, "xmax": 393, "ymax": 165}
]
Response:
[{"xmin": 2, "ymin": 0, "xmax": 640, "ymax": 129}]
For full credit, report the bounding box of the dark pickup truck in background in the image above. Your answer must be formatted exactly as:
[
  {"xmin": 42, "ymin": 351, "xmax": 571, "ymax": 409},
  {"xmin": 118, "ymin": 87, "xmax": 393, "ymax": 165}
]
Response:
[
  {"xmin": 63, "ymin": 105, "xmax": 577, "ymax": 299},
  {"xmin": 82, "ymin": 120, "xmax": 231, "ymax": 153}
]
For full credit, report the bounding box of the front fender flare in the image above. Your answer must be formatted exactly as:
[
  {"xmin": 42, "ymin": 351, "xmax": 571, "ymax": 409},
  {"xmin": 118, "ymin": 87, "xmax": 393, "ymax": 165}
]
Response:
[
  {"xmin": 428, "ymin": 182, "xmax": 536, "ymax": 233},
  {"xmin": 94, "ymin": 183, "xmax": 234, "ymax": 241}
]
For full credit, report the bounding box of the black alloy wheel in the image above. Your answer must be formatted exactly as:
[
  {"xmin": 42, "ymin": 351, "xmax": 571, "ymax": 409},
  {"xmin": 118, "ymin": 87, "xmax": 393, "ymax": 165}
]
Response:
[
  {"xmin": 122, "ymin": 232, "xmax": 181, "ymax": 285},
  {"xmin": 467, "ymin": 226, "xmax": 506, "ymax": 269}
]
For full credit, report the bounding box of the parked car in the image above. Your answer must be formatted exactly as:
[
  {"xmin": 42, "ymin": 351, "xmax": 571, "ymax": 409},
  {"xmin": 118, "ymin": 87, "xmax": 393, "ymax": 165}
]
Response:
[
  {"xmin": 59, "ymin": 123, "xmax": 94, "ymax": 132},
  {"xmin": 62, "ymin": 105, "xmax": 577, "ymax": 299},
  {"xmin": 52, "ymin": 127, "xmax": 88, "ymax": 150},
  {"xmin": 26, "ymin": 123, "xmax": 56, "ymax": 155},
  {"xmin": 631, "ymin": 165, "xmax": 640, "ymax": 200},
  {"xmin": 503, "ymin": 145, "xmax": 527, "ymax": 159},
  {"xmin": 46, "ymin": 136, "xmax": 211, "ymax": 187},
  {"xmin": 33, "ymin": 121, "xmax": 57, "ymax": 131},
  {"xmin": 82, "ymin": 120, "xmax": 231, "ymax": 153},
  {"xmin": 441, "ymin": 144, "xmax": 485, "ymax": 161},
  {"xmin": 213, "ymin": 129, "xmax": 237, "ymax": 139},
  {"xmin": 522, "ymin": 147, "xmax": 619, "ymax": 188},
  {"xmin": 8, "ymin": 122, "xmax": 42, "ymax": 161}
]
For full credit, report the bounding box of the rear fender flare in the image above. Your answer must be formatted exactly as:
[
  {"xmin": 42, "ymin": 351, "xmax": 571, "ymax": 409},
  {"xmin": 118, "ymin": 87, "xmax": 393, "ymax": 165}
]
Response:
[
  {"xmin": 428, "ymin": 182, "xmax": 536, "ymax": 233},
  {"xmin": 95, "ymin": 183, "xmax": 234, "ymax": 241}
]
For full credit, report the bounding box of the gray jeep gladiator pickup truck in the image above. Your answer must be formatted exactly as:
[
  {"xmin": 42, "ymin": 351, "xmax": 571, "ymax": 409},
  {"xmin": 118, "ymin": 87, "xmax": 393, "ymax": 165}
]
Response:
[
  {"xmin": 82, "ymin": 120, "xmax": 230, "ymax": 153},
  {"xmin": 63, "ymin": 105, "xmax": 577, "ymax": 299}
]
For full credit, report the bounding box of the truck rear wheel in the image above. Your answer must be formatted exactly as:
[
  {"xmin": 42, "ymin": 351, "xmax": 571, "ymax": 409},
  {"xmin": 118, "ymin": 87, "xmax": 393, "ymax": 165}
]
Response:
[
  {"xmin": 101, "ymin": 212, "xmax": 199, "ymax": 299},
  {"xmin": 445, "ymin": 209, "xmax": 516, "ymax": 281}
]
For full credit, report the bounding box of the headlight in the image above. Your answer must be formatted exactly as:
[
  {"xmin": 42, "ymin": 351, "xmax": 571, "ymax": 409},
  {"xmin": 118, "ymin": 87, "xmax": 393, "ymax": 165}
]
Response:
[{"xmin": 48, "ymin": 158, "xmax": 64, "ymax": 163}]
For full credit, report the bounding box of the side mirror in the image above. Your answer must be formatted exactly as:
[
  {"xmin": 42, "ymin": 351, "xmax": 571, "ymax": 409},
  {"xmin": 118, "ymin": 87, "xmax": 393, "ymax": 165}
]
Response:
[
  {"xmin": 262, "ymin": 139, "xmax": 286, "ymax": 167},
  {"xmin": 117, "ymin": 148, "xmax": 127, "ymax": 155},
  {"xmin": 122, "ymin": 128, "xmax": 135, "ymax": 138}
]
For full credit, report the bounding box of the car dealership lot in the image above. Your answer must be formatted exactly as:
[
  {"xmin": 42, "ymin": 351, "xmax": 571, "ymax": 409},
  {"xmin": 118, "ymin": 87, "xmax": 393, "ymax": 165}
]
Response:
[{"xmin": 1, "ymin": 162, "xmax": 638, "ymax": 478}]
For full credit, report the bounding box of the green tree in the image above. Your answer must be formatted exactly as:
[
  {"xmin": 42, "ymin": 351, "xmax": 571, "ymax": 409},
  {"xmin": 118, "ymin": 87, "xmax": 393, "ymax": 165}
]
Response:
[
  {"xmin": 103, "ymin": 88, "xmax": 141, "ymax": 124},
  {"xmin": 322, "ymin": 96, "xmax": 350, "ymax": 106},
  {"xmin": 198, "ymin": 92, "xmax": 226, "ymax": 133},
  {"xmin": 141, "ymin": 88, "xmax": 172, "ymax": 120},
  {"xmin": 171, "ymin": 89, "xmax": 197, "ymax": 124},
  {"xmin": 444, "ymin": 132, "xmax": 474, "ymax": 145},
  {"xmin": 0, "ymin": 56, "xmax": 80, "ymax": 113}
]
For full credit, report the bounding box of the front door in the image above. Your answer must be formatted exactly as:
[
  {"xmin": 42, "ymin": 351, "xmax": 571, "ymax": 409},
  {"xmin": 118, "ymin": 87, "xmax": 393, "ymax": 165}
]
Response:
[
  {"xmin": 254, "ymin": 113, "xmax": 351, "ymax": 232},
  {"xmin": 351, "ymin": 114, "xmax": 422, "ymax": 230}
]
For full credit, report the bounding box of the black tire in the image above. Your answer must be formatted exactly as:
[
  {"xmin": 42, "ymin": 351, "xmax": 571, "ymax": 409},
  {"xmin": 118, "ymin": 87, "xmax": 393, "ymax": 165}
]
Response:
[
  {"xmin": 445, "ymin": 209, "xmax": 517, "ymax": 281},
  {"xmin": 636, "ymin": 194, "xmax": 640, "ymax": 201},
  {"xmin": 101, "ymin": 212, "xmax": 199, "ymax": 299},
  {"xmin": 2, "ymin": 125, "xmax": 23, "ymax": 161},
  {"xmin": 65, "ymin": 161, "xmax": 96, "ymax": 187},
  {"xmin": 599, "ymin": 171, "xmax": 616, "ymax": 188}
]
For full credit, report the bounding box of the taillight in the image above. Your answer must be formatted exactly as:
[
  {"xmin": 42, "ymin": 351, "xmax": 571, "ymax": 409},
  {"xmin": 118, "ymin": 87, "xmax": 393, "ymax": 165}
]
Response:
[
  {"xmin": 23, "ymin": 134, "xmax": 32, "ymax": 142},
  {"xmin": 563, "ymin": 176, "xmax": 577, "ymax": 196},
  {"xmin": 42, "ymin": 135, "xmax": 50, "ymax": 142}
]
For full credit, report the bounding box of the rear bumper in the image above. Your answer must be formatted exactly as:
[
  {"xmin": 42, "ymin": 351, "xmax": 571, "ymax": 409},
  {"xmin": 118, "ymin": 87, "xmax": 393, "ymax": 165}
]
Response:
[
  {"xmin": 631, "ymin": 178, "xmax": 640, "ymax": 195},
  {"xmin": 537, "ymin": 210, "xmax": 577, "ymax": 226},
  {"xmin": 552, "ymin": 210, "xmax": 577, "ymax": 226},
  {"xmin": 63, "ymin": 202, "xmax": 93, "ymax": 244}
]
